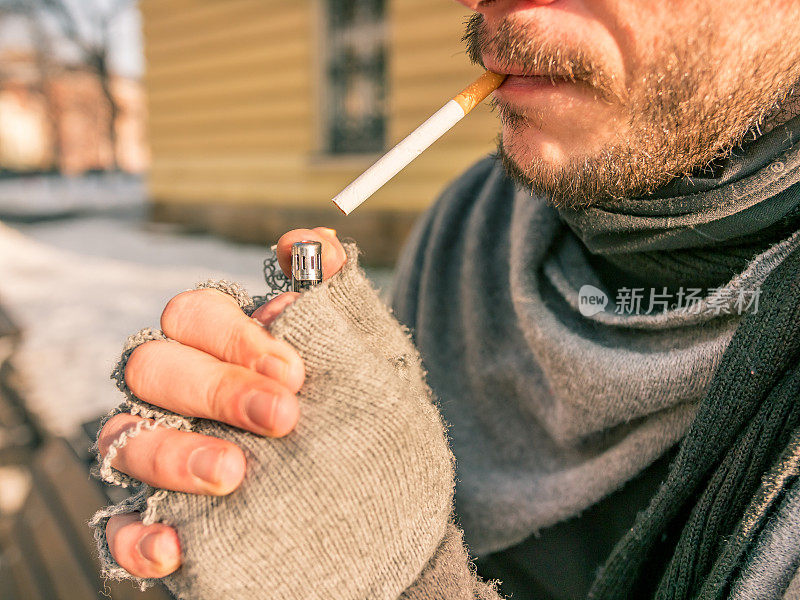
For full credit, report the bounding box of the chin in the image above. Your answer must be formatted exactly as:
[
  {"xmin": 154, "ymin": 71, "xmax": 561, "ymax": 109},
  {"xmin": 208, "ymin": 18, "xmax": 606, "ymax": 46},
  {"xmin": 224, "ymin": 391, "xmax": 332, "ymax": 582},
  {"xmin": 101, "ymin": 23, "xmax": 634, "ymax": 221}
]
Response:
[
  {"xmin": 501, "ymin": 124, "xmax": 571, "ymax": 178},
  {"xmin": 497, "ymin": 104, "xmax": 629, "ymax": 183}
]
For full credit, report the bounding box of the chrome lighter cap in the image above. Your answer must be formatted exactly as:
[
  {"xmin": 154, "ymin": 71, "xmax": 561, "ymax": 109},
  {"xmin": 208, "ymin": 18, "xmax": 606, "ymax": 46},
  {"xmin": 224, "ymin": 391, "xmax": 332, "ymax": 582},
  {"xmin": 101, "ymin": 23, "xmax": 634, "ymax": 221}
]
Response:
[{"xmin": 291, "ymin": 241, "xmax": 323, "ymax": 291}]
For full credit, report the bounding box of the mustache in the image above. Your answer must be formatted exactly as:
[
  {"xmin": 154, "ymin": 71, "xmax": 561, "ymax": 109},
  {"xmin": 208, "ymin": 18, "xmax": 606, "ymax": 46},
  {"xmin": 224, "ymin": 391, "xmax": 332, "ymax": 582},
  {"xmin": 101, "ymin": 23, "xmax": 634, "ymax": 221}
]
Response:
[{"xmin": 462, "ymin": 13, "xmax": 623, "ymax": 102}]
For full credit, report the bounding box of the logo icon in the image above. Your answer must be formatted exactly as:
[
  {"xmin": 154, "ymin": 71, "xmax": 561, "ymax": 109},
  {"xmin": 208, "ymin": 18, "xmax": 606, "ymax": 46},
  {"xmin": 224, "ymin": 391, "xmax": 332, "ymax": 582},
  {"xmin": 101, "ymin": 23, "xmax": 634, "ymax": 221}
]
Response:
[{"xmin": 578, "ymin": 285, "xmax": 608, "ymax": 317}]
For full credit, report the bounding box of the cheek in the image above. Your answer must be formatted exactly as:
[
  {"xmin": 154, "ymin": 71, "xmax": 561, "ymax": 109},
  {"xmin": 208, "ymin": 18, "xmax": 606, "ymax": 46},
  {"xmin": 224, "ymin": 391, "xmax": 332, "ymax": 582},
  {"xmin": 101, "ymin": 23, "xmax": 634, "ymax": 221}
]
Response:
[{"xmin": 593, "ymin": 0, "xmax": 685, "ymax": 90}]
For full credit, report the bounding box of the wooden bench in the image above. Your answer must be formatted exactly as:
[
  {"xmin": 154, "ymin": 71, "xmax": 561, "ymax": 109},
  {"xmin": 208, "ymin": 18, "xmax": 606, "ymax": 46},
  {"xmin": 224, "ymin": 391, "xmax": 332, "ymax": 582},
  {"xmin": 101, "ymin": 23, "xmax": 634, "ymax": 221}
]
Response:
[{"xmin": 0, "ymin": 305, "xmax": 172, "ymax": 600}]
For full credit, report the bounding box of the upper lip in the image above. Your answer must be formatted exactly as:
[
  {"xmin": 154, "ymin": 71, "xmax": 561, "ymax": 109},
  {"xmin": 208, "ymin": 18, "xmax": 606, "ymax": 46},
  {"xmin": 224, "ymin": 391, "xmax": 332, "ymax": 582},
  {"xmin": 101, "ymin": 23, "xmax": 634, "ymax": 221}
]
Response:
[{"xmin": 483, "ymin": 55, "xmax": 549, "ymax": 78}]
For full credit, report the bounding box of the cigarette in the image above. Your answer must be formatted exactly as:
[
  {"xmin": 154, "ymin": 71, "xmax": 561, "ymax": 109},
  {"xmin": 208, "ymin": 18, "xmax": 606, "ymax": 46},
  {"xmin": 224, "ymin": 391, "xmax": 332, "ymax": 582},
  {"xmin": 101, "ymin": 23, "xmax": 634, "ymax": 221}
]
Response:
[{"xmin": 332, "ymin": 70, "xmax": 507, "ymax": 216}]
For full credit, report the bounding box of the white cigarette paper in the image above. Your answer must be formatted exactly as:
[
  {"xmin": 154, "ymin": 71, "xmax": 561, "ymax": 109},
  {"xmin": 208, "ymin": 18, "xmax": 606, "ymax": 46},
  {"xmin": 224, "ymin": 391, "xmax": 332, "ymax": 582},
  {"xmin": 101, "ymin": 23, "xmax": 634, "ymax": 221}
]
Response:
[{"xmin": 332, "ymin": 71, "xmax": 507, "ymax": 216}]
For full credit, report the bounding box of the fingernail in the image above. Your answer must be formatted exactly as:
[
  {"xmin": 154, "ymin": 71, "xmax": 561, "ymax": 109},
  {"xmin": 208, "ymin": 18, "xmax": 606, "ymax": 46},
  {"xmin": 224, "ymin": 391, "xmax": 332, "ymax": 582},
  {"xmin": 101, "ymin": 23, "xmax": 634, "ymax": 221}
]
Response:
[
  {"xmin": 320, "ymin": 227, "xmax": 337, "ymax": 237},
  {"xmin": 138, "ymin": 531, "xmax": 173, "ymax": 566},
  {"xmin": 245, "ymin": 391, "xmax": 283, "ymax": 432},
  {"xmin": 255, "ymin": 354, "xmax": 288, "ymax": 382},
  {"xmin": 188, "ymin": 446, "xmax": 226, "ymax": 484}
]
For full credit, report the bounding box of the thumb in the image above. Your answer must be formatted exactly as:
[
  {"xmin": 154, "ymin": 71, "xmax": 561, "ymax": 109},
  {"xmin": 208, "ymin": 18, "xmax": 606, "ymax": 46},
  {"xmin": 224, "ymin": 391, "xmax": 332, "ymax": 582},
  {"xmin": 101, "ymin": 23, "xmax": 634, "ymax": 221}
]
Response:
[
  {"xmin": 252, "ymin": 292, "xmax": 301, "ymax": 327},
  {"xmin": 276, "ymin": 227, "xmax": 347, "ymax": 281}
]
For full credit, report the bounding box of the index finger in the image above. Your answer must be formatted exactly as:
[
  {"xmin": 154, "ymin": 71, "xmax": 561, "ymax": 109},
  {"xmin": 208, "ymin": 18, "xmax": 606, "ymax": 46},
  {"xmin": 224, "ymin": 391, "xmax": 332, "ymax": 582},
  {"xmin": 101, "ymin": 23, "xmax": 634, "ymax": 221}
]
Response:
[
  {"xmin": 277, "ymin": 227, "xmax": 347, "ymax": 281},
  {"xmin": 160, "ymin": 288, "xmax": 305, "ymax": 393}
]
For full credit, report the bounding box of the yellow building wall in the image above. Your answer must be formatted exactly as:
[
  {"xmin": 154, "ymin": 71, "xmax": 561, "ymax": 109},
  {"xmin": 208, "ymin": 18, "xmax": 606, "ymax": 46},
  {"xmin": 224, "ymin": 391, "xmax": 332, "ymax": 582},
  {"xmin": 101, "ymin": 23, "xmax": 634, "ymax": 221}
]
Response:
[{"xmin": 141, "ymin": 0, "xmax": 497, "ymax": 215}]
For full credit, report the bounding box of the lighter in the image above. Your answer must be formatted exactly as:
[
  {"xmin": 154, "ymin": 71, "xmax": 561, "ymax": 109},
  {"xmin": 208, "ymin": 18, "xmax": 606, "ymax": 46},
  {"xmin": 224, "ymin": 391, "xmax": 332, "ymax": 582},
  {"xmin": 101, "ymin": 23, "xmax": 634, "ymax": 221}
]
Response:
[{"xmin": 291, "ymin": 241, "xmax": 323, "ymax": 292}]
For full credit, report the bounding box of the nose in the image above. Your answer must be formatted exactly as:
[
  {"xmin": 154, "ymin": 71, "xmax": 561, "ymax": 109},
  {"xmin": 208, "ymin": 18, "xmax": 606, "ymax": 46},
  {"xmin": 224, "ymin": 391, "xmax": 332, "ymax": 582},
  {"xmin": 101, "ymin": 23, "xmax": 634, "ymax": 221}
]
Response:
[{"xmin": 453, "ymin": 0, "xmax": 557, "ymax": 11}]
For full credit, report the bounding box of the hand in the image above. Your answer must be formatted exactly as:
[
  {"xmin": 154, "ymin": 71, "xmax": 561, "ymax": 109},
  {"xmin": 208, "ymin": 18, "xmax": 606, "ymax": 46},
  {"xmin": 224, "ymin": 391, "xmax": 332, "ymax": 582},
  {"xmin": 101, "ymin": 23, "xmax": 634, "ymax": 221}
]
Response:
[{"xmin": 97, "ymin": 227, "xmax": 347, "ymax": 578}]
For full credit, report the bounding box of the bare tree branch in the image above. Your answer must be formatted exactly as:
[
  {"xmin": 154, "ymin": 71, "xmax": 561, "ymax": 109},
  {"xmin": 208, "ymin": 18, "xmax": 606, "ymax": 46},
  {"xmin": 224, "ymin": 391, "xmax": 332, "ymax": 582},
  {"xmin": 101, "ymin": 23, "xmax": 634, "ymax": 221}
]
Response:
[
  {"xmin": 0, "ymin": 0, "xmax": 65, "ymax": 169},
  {"xmin": 36, "ymin": 0, "xmax": 134, "ymax": 62},
  {"xmin": 32, "ymin": 0, "xmax": 136, "ymax": 170}
]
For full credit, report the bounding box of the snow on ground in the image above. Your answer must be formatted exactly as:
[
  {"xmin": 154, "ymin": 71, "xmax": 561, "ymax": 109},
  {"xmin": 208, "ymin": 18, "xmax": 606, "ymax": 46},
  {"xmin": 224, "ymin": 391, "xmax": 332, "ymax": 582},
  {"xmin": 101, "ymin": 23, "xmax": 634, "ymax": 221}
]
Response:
[
  {"xmin": 0, "ymin": 178, "xmax": 393, "ymax": 437},
  {"xmin": 0, "ymin": 221, "xmax": 270, "ymax": 436}
]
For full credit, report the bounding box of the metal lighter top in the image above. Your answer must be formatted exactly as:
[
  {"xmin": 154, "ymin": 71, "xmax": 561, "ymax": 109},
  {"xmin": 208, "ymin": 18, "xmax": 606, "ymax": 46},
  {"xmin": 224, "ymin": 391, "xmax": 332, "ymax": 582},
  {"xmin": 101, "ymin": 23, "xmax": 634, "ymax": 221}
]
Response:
[{"xmin": 291, "ymin": 241, "xmax": 323, "ymax": 292}]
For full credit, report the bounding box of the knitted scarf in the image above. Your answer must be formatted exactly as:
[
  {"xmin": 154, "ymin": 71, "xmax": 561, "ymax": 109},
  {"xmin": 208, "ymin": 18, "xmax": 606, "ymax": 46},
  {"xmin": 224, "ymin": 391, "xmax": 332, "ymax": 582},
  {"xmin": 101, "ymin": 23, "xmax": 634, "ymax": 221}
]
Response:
[
  {"xmin": 558, "ymin": 115, "xmax": 800, "ymax": 289},
  {"xmin": 588, "ymin": 233, "xmax": 800, "ymax": 599},
  {"xmin": 391, "ymin": 114, "xmax": 800, "ymax": 594},
  {"xmin": 391, "ymin": 161, "xmax": 800, "ymax": 559}
]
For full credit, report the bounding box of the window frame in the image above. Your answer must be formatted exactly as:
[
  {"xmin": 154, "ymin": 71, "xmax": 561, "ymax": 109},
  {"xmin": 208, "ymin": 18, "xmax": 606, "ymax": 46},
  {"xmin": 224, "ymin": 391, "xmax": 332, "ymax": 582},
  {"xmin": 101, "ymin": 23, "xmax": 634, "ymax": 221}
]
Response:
[{"xmin": 317, "ymin": 0, "xmax": 388, "ymax": 158}]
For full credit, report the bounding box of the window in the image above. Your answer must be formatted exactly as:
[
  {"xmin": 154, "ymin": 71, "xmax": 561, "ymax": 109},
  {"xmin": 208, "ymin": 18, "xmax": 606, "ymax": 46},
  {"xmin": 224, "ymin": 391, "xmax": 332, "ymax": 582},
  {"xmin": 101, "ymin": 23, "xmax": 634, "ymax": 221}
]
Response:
[{"xmin": 324, "ymin": 0, "xmax": 386, "ymax": 155}]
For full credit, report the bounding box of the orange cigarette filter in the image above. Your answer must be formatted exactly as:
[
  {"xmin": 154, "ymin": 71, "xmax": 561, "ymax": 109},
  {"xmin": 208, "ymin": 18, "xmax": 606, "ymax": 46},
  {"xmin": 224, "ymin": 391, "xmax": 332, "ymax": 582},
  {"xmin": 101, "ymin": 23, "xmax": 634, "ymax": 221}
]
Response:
[{"xmin": 453, "ymin": 70, "xmax": 508, "ymax": 114}]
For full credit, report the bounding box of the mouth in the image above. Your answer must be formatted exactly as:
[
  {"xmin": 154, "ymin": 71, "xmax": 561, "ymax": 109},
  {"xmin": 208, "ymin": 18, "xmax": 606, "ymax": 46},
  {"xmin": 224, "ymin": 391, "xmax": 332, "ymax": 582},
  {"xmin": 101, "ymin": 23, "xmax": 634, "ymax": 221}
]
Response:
[
  {"xmin": 482, "ymin": 53, "xmax": 601, "ymax": 119},
  {"xmin": 483, "ymin": 55, "xmax": 569, "ymax": 86},
  {"xmin": 483, "ymin": 56, "xmax": 570, "ymax": 104}
]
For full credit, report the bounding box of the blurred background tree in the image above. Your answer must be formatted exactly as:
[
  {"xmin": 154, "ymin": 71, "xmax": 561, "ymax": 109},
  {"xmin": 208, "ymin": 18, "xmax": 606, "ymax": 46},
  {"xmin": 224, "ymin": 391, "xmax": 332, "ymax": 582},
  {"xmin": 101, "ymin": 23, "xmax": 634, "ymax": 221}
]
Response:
[
  {"xmin": 0, "ymin": 0, "xmax": 146, "ymax": 174},
  {"xmin": 37, "ymin": 0, "xmax": 134, "ymax": 171}
]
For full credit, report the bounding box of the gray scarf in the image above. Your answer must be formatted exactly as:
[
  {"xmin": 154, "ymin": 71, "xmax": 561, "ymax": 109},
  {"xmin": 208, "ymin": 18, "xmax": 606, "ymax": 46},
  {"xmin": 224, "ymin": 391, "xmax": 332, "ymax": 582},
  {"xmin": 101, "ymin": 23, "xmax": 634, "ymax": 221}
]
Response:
[
  {"xmin": 389, "ymin": 121, "xmax": 800, "ymax": 556},
  {"xmin": 560, "ymin": 116, "xmax": 800, "ymax": 288}
]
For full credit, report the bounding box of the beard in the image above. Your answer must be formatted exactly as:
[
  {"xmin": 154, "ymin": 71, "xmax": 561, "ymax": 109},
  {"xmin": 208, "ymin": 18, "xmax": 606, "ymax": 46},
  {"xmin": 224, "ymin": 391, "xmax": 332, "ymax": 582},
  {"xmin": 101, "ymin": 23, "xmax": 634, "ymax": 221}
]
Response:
[{"xmin": 464, "ymin": 12, "xmax": 800, "ymax": 209}]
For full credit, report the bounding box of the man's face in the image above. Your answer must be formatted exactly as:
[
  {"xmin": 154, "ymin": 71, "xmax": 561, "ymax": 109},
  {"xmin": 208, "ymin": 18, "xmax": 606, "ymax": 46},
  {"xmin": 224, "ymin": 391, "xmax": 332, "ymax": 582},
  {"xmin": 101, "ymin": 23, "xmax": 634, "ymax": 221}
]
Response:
[{"xmin": 457, "ymin": 0, "xmax": 800, "ymax": 208}]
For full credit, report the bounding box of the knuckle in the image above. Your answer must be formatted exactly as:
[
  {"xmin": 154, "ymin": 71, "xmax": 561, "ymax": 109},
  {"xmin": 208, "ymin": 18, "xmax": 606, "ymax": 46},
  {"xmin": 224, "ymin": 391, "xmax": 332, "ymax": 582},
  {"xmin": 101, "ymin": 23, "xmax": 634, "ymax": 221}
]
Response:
[
  {"xmin": 105, "ymin": 518, "xmax": 128, "ymax": 556},
  {"xmin": 149, "ymin": 431, "xmax": 176, "ymax": 482},
  {"xmin": 205, "ymin": 368, "xmax": 232, "ymax": 421},
  {"xmin": 160, "ymin": 289, "xmax": 200, "ymax": 335},
  {"xmin": 97, "ymin": 413, "xmax": 139, "ymax": 458},
  {"xmin": 221, "ymin": 324, "xmax": 246, "ymax": 365},
  {"xmin": 124, "ymin": 341, "xmax": 163, "ymax": 393},
  {"xmin": 106, "ymin": 517, "xmax": 150, "ymax": 577}
]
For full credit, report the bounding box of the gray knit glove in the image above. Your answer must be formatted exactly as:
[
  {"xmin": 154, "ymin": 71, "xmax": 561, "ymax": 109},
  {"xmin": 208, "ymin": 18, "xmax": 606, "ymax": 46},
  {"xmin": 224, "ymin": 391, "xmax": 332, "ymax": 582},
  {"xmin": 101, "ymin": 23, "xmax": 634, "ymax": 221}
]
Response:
[{"xmin": 89, "ymin": 242, "xmax": 456, "ymax": 600}]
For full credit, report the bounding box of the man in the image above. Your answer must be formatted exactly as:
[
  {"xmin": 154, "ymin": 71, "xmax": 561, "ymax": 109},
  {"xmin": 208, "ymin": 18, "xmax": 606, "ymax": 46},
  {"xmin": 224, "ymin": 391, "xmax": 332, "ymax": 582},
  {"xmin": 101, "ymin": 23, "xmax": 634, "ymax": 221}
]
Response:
[{"xmin": 92, "ymin": 1, "xmax": 800, "ymax": 598}]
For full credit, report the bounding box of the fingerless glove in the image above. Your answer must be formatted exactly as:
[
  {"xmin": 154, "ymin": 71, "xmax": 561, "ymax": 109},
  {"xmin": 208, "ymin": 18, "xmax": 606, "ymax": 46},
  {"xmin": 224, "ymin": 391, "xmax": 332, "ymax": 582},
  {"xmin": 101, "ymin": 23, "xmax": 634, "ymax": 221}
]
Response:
[{"xmin": 89, "ymin": 243, "xmax": 456, "ymax": 600}]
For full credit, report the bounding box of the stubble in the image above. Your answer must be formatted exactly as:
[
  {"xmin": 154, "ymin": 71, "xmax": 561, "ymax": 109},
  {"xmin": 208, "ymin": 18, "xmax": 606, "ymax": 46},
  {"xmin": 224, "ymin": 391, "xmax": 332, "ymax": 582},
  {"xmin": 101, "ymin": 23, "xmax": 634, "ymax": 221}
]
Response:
[{"xmin": 464, "ymin": 11, "xmax": 800, "ymax": 209}]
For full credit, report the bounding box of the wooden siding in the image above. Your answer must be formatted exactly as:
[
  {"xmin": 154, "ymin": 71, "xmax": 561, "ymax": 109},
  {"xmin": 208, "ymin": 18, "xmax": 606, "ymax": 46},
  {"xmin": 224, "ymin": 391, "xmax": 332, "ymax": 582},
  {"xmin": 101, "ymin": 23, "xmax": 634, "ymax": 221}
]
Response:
[{"xmin": 140, "ymin": 0, "xmax": 497, "ymax": 216}]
